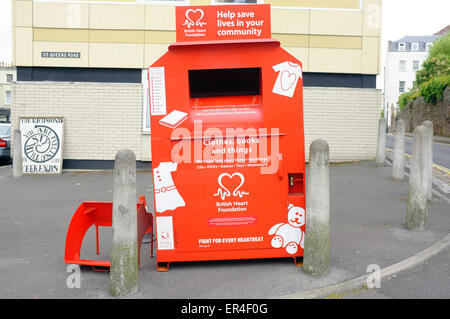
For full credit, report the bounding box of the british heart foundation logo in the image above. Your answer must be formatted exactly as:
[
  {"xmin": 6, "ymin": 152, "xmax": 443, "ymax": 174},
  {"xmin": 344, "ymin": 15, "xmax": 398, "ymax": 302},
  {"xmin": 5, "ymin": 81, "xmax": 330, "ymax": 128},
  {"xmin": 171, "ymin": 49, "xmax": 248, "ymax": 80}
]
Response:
[
  {"xmin": 183, "ymin": 9, "xmax": 207, "ymax": 28},
  {"xmin": 213, "ymin": 172, "xmax": 250, "ymax": 200}
]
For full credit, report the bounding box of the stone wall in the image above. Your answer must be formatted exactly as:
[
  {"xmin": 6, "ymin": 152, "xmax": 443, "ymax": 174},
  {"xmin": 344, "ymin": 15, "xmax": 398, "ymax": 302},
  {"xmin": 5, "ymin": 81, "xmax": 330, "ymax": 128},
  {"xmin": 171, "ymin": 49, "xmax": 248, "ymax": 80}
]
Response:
[{"xmin": 399, "ymin": 87, "xmax": 450, "ymax": 137}]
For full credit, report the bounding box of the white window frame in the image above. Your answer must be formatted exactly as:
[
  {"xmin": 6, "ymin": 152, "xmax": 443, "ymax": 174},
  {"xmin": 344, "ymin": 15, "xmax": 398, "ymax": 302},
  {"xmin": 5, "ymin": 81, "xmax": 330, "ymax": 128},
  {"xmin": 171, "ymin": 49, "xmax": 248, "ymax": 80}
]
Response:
[
  {"xmin": 6, "ymin": 74, "xmax": 13, "ymax": 83},
  {"xmin": 5, "ymin": 91, "xmax": 11, "ymax": 105},
  {"xmin": 399, "ymin": 81, "xmax": 405, "ymax": 93},
  {"xmin": 412, "ymin": 60, "xmax": 420, "ymax": 71},
  {"xmin": 398, "ymin": 42, "xmax": 406, "ymax": 51},
  {"xmin": 399, "ymin": 60, "xmax": 406, "ymax": 72},
  {"xmin": 211, "ymin": 0, "xmax": 265, "ymax": 4},
  {"xmin": 426, "ymin": 42, "xmax": 433, "ymax": 51},
  {"xmin": 411, "ymin": 42, "xmax": 419, "ymax": 51},
  {"xmin": 142, "ymin": 69, "xmax": 151, "ymax": 134}
]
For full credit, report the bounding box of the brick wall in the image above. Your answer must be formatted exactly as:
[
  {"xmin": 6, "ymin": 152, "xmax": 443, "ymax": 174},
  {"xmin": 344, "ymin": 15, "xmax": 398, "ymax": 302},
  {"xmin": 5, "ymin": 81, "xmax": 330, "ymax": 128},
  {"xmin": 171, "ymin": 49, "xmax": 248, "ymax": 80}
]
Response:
[
  {"xmin": 11, "ymin": 81, "xmax": 149, "ymax": 161},
  {"xmin": 304, "ymin": 87, "xmax": 382, "ymax": 162},
  {"xmin": 11, "ymin": 82, "xmax": 381, "ymax": 164}
]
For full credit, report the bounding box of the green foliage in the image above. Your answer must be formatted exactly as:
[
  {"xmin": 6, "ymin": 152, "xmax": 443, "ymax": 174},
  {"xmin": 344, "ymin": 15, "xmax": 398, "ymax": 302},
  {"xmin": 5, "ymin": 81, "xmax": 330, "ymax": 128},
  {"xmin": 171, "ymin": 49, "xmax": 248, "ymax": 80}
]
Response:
[
  {"xmin": 429, "ymin": 32, "xmax": 450, "ymax": 58},
  {"xmin": 419, "ymin": 75, "xmax": 450, "ymax": 105},
  {"xmin": 398, "ymin": 33, "xmax": 450, "ymax": 108},
  {"xmin": 398, "ymin": 90, "xmax": 418, "ymax": 110},
  {"xmin": 416, "ymin": 53, "xmax": 450, "ymax": 87},
  {"xmin": 380, "ymin": 109, "xmax": 384, "ymax": 118}
]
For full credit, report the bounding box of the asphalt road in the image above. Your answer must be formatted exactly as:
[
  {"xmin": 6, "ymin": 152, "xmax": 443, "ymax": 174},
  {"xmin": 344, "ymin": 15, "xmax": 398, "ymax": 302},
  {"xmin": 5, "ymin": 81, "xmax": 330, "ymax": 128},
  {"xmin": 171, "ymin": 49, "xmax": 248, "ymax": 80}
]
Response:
[{"xmin": 387, "ymin": 134, "xmax": 450, "ymax": 169}]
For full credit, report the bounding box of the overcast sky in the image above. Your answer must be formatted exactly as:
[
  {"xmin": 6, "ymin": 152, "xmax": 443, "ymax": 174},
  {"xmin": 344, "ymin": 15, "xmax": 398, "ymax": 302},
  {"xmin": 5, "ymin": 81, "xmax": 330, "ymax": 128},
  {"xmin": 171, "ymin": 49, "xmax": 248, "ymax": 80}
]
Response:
[{"xmin": 0, "ymin": 0, "xmax": 449, "ymax": 89}]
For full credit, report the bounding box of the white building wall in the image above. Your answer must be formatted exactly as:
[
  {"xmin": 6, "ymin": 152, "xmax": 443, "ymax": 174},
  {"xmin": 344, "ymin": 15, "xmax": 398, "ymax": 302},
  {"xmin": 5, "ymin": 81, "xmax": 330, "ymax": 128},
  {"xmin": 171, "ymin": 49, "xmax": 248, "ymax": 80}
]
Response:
[
  {"xmin": 11, "ymin": 82, "xmax": 381, "ymax": 165},
  {"xmin": 384, "ymin": 50, "xmax": 429, "ymax": 126},
  {"xmin": 11, "ymin": 81, "xmax": 152, "ymax": 162},
  {"xmin": 304, "ymin": 87, "xmax": 382, "ymax": 162}
]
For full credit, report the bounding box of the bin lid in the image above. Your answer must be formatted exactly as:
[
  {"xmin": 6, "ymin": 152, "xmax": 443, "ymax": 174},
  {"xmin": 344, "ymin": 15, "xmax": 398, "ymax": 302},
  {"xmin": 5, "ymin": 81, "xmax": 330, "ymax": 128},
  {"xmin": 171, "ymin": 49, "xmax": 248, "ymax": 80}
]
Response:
[{"xmin": 169, "ymin": 39, "xmax": 280, "ymax": 50}]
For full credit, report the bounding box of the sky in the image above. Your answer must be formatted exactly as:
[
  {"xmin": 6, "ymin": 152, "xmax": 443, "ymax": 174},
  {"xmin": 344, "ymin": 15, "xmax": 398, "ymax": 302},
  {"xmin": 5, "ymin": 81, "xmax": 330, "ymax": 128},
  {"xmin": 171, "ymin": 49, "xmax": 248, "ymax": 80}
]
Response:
[{"xmin": 0, "ymin": 0, "xmax": 449, "ymax": 89}]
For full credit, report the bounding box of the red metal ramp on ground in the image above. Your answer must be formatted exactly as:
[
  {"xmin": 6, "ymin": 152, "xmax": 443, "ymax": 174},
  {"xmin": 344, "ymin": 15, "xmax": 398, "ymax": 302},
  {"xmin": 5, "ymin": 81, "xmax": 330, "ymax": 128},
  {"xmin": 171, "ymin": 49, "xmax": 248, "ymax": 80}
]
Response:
[{"xmin": 65, "ymin": 195, "xmax": 153, "ymax": 271}]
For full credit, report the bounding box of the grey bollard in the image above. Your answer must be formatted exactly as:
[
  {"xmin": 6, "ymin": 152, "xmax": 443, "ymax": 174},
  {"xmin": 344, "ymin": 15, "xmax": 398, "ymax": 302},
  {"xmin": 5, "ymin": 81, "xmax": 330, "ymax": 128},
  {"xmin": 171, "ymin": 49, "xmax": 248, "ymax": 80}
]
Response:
[
  {"xmin": 12, "ymin": 129, "xmax": 23, "ymax": 178},
  {"xmin": 422, "ymin": 120, "xmax": 433, "ymax": 200},
  {"xmin": 392, "ymin": 119, "xmax": 405, "ymax": 180},
  {"xmin": 406, "ymin": 126, "xmax": 429, "ymax": 231},
  {"xmin": 376, "ymin": 118, "xmax": 387, "ymax": 166},
  {"xmin": 303, "ymin": 139, "xmax": 330, "ymax": 277},
  {"xmin": 110, "ymin": 149, "xmax": 138, "ymax": 297}
]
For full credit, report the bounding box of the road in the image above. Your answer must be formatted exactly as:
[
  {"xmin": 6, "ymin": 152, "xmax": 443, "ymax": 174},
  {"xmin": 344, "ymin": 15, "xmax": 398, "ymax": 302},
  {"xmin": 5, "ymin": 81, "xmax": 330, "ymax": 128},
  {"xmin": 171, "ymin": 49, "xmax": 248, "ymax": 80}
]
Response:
[{"xmin": 387, "ymin": 134, "xmax": 450, "ymax": 169}]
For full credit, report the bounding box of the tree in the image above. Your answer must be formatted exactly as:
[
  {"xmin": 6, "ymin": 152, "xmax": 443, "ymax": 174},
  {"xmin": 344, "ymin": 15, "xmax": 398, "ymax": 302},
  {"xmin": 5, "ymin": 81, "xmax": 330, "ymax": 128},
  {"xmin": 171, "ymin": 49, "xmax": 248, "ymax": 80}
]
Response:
[
  {"xmin": 416, "ymin": 33, "xmax": 450, "ymax": 87},
  {"xmin": 398, "ymin": 33, "xmax": 450, "ymax": 108}
]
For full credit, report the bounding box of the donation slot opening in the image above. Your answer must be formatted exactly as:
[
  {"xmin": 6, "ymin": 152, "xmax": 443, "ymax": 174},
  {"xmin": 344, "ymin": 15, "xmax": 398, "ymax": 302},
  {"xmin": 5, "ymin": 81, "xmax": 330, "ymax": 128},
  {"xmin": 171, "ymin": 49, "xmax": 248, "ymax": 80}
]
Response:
[{"xmin": 189, "ymin": 68, "xmax": 261, "ymax": 98}]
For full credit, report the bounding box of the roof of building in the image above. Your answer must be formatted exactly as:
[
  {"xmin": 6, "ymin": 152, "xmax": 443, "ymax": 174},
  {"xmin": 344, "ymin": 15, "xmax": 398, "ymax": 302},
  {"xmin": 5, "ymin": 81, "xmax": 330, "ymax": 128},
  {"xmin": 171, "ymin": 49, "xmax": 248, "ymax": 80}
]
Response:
[
  {"xmin": 395, "ymin": 35, "xmax": 438, "ymax": 43},
  {"xmin": 435, "ymin": 25, "xmax": 450, "ymax": 35},
  {"xmin": 0, "ymin": 62, "xmax": 13, "ymax": 68}
]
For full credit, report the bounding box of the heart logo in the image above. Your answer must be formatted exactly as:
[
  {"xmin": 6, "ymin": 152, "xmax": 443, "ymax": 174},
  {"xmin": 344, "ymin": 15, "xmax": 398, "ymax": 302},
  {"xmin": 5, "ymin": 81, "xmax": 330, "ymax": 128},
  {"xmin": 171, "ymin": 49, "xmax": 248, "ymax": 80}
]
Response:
[
  {"xmin": 280, "ymin": 71, "xmax": 297, "ymax": 91},
  {"xmin": 185, "ymin": 9, "xmax": 206, "ymax": 28},
  {"xmin": 214, "ymin": 172, "xmax": 249, "ymax": 200}
]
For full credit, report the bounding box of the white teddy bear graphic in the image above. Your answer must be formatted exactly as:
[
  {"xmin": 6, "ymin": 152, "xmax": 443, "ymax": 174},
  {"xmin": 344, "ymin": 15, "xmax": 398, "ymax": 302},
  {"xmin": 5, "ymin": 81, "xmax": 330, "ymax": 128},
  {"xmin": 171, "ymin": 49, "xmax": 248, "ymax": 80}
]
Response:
[{"xmin": 268, "ymin": 204, "xmax": 305, "ymax": 255}]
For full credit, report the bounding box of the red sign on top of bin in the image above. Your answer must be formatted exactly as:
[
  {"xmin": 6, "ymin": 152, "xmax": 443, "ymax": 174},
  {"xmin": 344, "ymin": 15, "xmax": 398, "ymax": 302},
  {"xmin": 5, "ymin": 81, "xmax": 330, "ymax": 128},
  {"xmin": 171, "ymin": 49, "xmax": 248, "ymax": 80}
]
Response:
[
  {"xmin": 176, "ymin": 4, "xmax": 271, "ymax": 42},
  {"xmin": 149, "ymin": 3, "xmax": 305, "ymax": 271}
]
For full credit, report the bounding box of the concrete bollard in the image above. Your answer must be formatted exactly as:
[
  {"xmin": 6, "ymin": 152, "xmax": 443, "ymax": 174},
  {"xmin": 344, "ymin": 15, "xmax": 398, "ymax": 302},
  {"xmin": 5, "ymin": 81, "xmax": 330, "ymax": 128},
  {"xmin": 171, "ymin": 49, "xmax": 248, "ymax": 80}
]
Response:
[
  {"xmin": 110, "ymin": 149, "xmax": 138, "ymax": 297},
  {"xmin": 376, "ymin": 118, "xmax": 387, "ymax": 166},
  {"xmin": 422, "ymin": 120, "xmax": 433, "ymax": 200},
  {"xmin": 303, "ymin": 139, "xmax": 330, "ymax": 277},
  {"xmin": 12, "ymin": 129, "xmax": 23, "ymax": 178},
  {"xmin": 406, "ymin": 126, "xmax": 429, "ymax": 231},
  {"xmin": 392, "ymin": 119, "xmax": 405, "ymax": 180}
]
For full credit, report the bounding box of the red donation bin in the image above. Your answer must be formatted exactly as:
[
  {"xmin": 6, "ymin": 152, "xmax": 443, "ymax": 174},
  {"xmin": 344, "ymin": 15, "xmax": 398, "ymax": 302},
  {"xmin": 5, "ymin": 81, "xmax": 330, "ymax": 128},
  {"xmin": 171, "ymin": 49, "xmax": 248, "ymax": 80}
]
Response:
[{"xmin": 149, "ymin": 4, "xmax": 305, "ymax": 271}]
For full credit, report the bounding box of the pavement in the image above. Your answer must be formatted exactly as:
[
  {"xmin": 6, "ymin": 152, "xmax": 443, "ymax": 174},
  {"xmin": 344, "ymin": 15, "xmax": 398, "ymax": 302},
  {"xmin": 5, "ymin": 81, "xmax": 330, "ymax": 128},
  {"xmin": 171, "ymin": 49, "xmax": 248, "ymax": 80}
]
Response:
[
  {"xmin": 0, "ymin": 159, "xmax": 449, "ymax": 299},
  {"xmin": 344, "ymin": 246, "xmax": 450, "ymax": 299}
]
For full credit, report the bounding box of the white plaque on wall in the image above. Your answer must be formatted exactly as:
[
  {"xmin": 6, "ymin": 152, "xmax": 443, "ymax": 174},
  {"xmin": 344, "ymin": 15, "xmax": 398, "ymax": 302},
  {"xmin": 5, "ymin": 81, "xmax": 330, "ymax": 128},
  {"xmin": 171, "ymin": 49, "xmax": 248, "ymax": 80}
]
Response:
[{"xmin": 20, "ymin": 117, "xmax": 64, "ymax": 174}]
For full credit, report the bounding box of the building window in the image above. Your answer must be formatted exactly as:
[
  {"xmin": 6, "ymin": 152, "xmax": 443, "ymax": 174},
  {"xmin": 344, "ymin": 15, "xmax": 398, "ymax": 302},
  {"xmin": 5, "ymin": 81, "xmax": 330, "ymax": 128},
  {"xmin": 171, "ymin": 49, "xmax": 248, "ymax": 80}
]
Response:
[
  {"xmin": 411, "ymin": 42, "xmax": 419, "ymax": 51},
  {"xmin": 399, "ymin": 81, "xmax": 405, "ymax": 93},
  {"xmin": 398, "ymin": 42, "xmax": 406, "ymax": 51},
  {"xmin": 144, "ymin": 0, "xmax": 188, "ymax": 2},
  {"xmin": 213, "ymin": 0, "xmax": 263, "ymax": 3},
  {"xmin": 399, "ymin": 60, "xmax": 406, "ymax": 71},
  {"xmin": 6, "ymin": 74, "xmax": 13, "ymax": 83},
  {"xmin": 426, "ymin": 42, "xmax": 433, "ymax": 51},
  {"xmin": 5, "ymin": 91, "xmax": 11, "ymax": 105},
  {"xmin": 412, "ymin": 60, "xmax": 420, "ymax": 71}
]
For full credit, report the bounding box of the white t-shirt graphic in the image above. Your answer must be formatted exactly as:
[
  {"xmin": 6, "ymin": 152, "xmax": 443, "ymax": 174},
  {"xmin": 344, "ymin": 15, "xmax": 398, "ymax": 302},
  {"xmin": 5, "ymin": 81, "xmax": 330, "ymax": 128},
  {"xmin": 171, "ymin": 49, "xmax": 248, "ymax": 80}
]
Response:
[
  {"xmin": 153, "ymin": 162, "xmax": 185, "ymax": 213},
  {"xmin": 272, "ymin": 61, "xmax": 302, "ymax": 98}
]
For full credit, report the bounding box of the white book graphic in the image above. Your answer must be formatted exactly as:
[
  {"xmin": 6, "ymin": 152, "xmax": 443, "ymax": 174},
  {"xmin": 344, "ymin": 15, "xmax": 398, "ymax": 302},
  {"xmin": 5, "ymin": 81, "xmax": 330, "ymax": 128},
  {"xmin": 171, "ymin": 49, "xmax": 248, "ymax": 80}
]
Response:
[{"xmin": 159, "ymin": 110, "xmax": 188, "ymax": 129}]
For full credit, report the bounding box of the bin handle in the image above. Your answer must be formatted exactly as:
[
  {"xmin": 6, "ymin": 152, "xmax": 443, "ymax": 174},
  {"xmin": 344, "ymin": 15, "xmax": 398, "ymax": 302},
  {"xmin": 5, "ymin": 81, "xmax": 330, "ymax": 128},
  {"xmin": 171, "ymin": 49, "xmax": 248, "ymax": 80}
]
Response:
[{"xmin": 278, "ymin": 154, "xmax": 283, "ymax": 180}]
